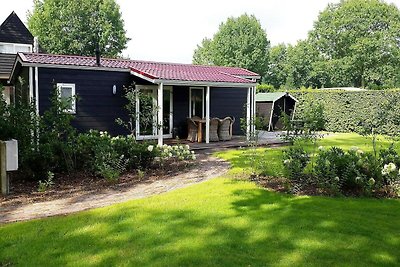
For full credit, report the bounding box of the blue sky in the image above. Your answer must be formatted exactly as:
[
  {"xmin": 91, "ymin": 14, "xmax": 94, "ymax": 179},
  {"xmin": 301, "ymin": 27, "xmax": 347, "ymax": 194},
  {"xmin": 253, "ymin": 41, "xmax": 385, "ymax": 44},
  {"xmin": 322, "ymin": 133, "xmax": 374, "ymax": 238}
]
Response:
[{"xmin": 1, "ymin": 0, "xmax": 399, "ymax": 63}]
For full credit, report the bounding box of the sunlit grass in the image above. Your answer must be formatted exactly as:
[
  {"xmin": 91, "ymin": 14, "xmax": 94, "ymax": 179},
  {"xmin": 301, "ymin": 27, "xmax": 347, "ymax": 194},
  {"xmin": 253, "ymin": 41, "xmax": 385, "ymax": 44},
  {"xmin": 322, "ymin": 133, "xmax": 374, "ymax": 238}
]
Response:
[
  {"xmin": 0, "ymin": 133, "xmax": 399, "ymax": 266},
  {"xmin": 215, "ymin": 132, "xmax": 400, "ymax": 176}
]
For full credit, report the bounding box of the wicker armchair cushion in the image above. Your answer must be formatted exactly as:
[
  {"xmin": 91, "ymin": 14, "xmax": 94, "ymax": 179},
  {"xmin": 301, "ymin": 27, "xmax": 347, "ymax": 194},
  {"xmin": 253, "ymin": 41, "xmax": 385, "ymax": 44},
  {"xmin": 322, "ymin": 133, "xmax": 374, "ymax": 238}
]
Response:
[
  {"xmin": 218, "ymin": 117, "xmax": 234, "ymax": 141},
  {"xmin": 209, "ymin": 118, "xmax": 220, "ymax": 142},
  {"xmin": 186, "ymin": 118, "xmax": 198, "ymax": 142}
]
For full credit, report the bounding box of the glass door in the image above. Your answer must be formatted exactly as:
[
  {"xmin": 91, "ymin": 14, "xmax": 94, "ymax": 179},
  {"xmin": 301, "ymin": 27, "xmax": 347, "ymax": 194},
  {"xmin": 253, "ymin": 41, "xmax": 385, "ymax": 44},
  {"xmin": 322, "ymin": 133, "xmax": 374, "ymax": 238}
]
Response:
[
  {"xmin": 190, "ymin": 87, "xmax": 204, "ymax": 118},
  {"xmin": 136, "ymin": 86, "xmax": 173, "ymax": 139}
]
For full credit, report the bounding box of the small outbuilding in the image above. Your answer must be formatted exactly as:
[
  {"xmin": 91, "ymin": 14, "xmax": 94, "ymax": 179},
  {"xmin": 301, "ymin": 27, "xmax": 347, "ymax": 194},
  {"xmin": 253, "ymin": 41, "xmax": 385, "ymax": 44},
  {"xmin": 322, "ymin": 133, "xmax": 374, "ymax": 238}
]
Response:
[{"xmin": 256, "ymin": 92, "xmax": 298, "ymax": 131}]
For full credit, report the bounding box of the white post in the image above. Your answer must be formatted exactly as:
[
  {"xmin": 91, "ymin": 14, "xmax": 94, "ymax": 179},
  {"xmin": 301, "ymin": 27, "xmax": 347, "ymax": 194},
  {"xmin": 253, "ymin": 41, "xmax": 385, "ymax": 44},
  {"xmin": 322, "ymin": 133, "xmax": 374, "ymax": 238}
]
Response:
[
  {"xmin": 246, "ymin": 87, "xmax": 251, "ymax": 140},
  {"xmin": 35, "ymin": 67, "xmax": 39, "ymax": 115},
  {"xmin": 157, "ymin": 83, "xmax": 164, "ymax": 146},
  {"xmin": 252, "ymin": 86, "xmax": 256, "ymax": 133},
  {"xmin": 29, "ymin": 67, "xmax": 34, "ymax": 101},
  {"xmin": 205, "ymin": 86, "xmax": 210, "ymax": 143}
]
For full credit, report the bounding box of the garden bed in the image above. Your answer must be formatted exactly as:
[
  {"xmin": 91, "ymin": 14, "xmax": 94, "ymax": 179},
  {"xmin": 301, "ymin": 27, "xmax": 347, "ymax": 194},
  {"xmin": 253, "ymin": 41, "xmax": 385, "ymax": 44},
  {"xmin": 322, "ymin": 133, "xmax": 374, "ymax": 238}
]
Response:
[
  {"xmin": 253, "ymin": 175, "xmax": 397, "ymax": 198},
  {"xmin": 0, "ymin": 160, "xmax": 195, "ymax": 209}
]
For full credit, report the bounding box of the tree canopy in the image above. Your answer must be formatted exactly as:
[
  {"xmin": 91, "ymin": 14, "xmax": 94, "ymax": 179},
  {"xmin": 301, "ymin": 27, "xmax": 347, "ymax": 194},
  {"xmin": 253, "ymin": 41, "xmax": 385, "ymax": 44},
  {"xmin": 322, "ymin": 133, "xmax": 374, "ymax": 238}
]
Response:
[
  {"xmin": 193, "ymin": 14, "xmax": 269, "ymax": 76},
  {"xmin": 308, "ymin": 0, "xmax": 400, "ymax": 88},
  {"xmin": 263, "ymin": 0, "xmax": 400, "ymax": 90},
  {"xmin": 28, "ymin": 0, "xmax": 129, "ymax": 57}
]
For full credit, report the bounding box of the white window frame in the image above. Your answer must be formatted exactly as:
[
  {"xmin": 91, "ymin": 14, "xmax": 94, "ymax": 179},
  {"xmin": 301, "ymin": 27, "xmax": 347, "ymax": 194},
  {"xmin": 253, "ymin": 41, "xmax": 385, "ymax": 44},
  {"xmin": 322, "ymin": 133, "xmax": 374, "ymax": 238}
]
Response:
[
  {"xmin": 135, "ymin": 85, "xmax": 173, "ymax": 140},
  {"xmin": 57, "ymin": 83, "xmax": 76, "ymax": 114},
  {"xmin": 0, "ymin": 42, "xmax": 32, "ymax": 54},
  {"xmin": 189, "ymin": 87, "xmax": 204, "ymax": 118}
]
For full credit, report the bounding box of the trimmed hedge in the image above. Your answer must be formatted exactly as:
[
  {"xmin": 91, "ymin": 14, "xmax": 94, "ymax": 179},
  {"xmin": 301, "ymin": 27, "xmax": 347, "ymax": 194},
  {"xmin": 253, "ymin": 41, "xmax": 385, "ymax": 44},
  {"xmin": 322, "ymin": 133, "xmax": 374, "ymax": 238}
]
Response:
[{"xmin": 290, "ymin": 89, "xmax": 400, "ymax": 135}]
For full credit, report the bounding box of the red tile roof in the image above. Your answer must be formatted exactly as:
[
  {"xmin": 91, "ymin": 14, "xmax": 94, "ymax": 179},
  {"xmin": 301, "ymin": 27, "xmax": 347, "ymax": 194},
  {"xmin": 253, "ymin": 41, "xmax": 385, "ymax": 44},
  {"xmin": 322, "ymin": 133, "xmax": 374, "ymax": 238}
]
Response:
[{"xmin": 18, "ymin": 53, "xmax": 259, "ymax": 84}]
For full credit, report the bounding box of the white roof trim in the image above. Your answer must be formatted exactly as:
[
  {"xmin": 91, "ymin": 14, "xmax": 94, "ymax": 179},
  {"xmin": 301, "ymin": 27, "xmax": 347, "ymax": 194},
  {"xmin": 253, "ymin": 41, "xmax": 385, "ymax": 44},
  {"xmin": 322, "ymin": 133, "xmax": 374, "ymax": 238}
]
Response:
[
  {"xmin": 287, "ymin": 93, "xmax": 299, "ymax": 102},
  {"xmin": 155, "ymin": 79, "xmax": 256, "ymax": 88},
  {"xmin": 130, "ymin": 70, "xmax": 256, "ymax": 88}
]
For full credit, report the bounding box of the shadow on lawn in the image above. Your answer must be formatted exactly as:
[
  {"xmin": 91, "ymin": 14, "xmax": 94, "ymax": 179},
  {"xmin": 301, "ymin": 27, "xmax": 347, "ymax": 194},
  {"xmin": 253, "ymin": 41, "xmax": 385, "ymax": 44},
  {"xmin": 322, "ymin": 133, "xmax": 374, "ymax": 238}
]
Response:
[{"xmin": 1, "ymin": 179, "xmax": 399, "ymax": 266}]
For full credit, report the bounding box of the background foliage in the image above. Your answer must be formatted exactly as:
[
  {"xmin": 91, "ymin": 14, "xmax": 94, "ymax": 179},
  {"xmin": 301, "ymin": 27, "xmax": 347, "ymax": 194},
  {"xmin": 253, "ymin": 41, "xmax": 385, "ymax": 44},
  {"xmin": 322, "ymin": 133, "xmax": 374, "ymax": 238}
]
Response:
[
  {"xmin": 28, "ymin": 0, "xmax": 129, "ymax": 57},
  {"xmin": 291, "ymin": 89, "xmax": 400, "ymax": 134},
  {"xmin": 262, "ymin": 0, "xmax": 400, "ymax": 89},
  {"xmin": 193, "ymin": 14, "xmax": 269, "ymax": 76}
]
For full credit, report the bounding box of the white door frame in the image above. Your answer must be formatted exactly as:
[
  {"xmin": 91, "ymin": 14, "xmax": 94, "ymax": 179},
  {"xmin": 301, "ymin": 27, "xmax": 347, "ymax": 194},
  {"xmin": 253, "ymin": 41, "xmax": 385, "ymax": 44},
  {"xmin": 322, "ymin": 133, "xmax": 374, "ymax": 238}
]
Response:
[
  {"xmin": 135, "ymin": 85, "xmax": 173, "ymax": 140},
  {"xmin": 189, "ymin": 87, "xmax": 204, "ymax": 118}
]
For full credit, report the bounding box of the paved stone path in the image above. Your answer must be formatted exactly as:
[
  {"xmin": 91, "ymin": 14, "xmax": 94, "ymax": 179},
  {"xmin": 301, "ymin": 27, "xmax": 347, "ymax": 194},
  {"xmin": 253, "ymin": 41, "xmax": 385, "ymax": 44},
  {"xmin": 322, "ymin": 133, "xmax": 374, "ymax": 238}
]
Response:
[{"xmin": 0, "ymin": 155, "xmax": 229, "ymax": 224}]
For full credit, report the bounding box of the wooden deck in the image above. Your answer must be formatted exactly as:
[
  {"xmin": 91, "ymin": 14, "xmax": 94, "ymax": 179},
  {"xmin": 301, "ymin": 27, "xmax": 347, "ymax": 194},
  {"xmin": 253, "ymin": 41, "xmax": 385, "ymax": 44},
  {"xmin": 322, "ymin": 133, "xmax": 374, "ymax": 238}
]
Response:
[{"xmin": 165, "ymin": 132, "xmax": 289, "ymax": 151}]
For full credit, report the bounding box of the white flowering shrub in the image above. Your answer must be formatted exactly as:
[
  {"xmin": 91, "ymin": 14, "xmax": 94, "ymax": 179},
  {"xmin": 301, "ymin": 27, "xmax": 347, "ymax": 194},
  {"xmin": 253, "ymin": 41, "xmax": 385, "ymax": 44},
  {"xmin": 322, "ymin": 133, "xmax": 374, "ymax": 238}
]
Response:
[
  {"xmin": 286, "ymin": 144, "xmax": 400, "ymax": 197},
  {"xmin": 76, "ymin": 130, "xmax": 159, "ymax": 180},
  {"xmin": 151, "ymin": 144, "xmax": 196, "ymax": 163},
  {"xmin": 282, "ymin": 146, "xmax": 310, "ymax": 179}
]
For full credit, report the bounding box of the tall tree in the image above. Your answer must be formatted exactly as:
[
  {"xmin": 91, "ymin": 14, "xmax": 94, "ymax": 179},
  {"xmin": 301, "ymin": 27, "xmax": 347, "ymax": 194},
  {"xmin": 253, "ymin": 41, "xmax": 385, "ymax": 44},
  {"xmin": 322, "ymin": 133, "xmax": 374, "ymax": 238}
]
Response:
[
  {"xmin": 308, "ymin": 0, "xmax": 400, "ymax": 88},
  {"xmin": 192, "ymin": 14, "xmax": 269, "ymax": 76},
  {"xmin": 263, "ymin": 44, "xmax": 288, "ymax": 89},
  {"xmin": 285, "ymin": 41, "xmax": 319, "ymax": 89},
  {"xmin": 28, "ymin": 0, "xmax": 129, "ymax": 57},
  {"xmin": 192, "ymin": 38, "xmax": 214, "ymax": 65}
]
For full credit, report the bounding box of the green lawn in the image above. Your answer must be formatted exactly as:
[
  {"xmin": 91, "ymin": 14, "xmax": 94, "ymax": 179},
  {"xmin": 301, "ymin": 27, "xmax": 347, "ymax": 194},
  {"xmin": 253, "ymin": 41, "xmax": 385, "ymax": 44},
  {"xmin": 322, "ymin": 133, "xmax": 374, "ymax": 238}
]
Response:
[
  {"xmin": 1, "ymin": 133, "xmax": 399, "ymax": 266},
  {"xmin": 216, "ymin": 132, "xmax": 400, "ymax": 176}
]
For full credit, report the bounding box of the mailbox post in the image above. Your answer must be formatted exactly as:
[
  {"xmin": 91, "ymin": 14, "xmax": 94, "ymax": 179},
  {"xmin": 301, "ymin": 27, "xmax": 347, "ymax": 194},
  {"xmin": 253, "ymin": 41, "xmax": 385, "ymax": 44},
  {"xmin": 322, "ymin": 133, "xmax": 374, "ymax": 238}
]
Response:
[
  {"xmin": 0, "ymin": 141, "xmax": 7, "ymax": 195},
  {"xmin": 1, "ymin": 140, "xmax": 18, "ymax": 195}
]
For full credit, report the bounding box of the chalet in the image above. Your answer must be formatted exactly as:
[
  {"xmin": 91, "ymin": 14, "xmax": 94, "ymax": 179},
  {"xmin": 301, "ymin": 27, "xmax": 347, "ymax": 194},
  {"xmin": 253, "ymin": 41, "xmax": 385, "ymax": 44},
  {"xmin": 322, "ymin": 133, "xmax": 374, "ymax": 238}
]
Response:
[
  {"xmin": 9, "ymin": 52, "xmax": 258, "ymax": 145},
  {"xmin": 0, "ymin": 12, "xmax": 34, "ymax": 104}
]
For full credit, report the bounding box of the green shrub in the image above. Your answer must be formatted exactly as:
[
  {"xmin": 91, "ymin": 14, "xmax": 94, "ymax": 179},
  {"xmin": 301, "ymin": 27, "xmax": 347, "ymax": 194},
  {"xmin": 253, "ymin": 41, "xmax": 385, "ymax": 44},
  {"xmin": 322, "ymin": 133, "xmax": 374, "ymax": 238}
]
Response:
[
  {"xmin": 284, "ymin": 144, "xmax": 400, "ymax": 197},
  {"xmin": 290, "ymin": 89, "xmax": 400, "ymax": 135},
  {"xmin": 256, "ymin": 84, "xmax": 275, "ymax": 93},
  {"xmin": 314, "ymin": 147, "xmax": 364, "ymax": 193},
  {"xmin": 76, "ymin": 130, "xmax": 158, "ymax": 179},
  {"xmin": 282, "ymin": 146, "xmax": 310, "ymax": 179}
]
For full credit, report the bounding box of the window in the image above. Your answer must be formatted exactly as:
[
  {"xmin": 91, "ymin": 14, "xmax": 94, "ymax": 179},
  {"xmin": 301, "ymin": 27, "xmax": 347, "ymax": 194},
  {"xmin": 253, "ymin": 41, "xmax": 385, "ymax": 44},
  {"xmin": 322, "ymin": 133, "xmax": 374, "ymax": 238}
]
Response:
[
  {"xmin": 2, "ymin": 86, "xmax": 12, "ymax": 105},
  {"xmin": 0, "ymin": 42, "xmax": 32, "ymax": 54},
  {"xmin": 57, "ymin": 83, "xmax": 76, "ymax": 113},
  {"xmin": 189, "ymin": 87, "xmax": 204, "ymax": 118}
]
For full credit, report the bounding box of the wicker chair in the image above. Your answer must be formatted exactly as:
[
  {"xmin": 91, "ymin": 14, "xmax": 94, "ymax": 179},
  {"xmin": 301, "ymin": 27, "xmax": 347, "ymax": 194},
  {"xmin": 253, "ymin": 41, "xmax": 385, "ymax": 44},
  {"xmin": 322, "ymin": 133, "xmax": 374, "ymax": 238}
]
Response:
[
  {"xmin": 209, "ymin": 118, "xmax": 220, "ymax": 142},
  {"xmin": 186, "ymin": 118, "xmax": 198, "ymax": 142},
  {"xmin": 218, "ymin": 117, "xmax": 235, "ymax": 141},
  {"xmin": 191, "ymin": 116, "xmax": 201, "ymax": 121}
]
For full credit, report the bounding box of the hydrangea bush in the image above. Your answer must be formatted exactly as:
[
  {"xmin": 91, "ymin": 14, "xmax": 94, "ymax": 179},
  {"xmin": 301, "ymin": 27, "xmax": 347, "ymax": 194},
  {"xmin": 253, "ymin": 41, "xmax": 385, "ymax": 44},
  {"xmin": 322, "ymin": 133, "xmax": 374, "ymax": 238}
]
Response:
[
  {"xmin": 149, "ymin": 144, "xmax": 196, "ymax": 163},
  {"xmin": 282, "ymin": 144, "xmax": 400, "ymax": 197}
]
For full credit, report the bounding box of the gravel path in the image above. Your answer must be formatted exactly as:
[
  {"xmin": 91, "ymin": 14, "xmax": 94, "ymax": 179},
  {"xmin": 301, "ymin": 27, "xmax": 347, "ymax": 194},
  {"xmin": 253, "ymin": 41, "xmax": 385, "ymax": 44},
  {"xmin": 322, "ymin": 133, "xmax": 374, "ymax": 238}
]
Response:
[{"xmin": 0, "ymin": 155, "xmax": 229, "ymax": 224}]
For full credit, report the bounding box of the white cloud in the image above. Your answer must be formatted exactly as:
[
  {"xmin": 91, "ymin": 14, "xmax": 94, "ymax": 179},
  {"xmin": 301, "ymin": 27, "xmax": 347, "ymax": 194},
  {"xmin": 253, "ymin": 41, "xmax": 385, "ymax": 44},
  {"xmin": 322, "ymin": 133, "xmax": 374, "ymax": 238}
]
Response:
[{"xmin": 1, "ymin": 0, "xmax": 399, "ymax": 63}]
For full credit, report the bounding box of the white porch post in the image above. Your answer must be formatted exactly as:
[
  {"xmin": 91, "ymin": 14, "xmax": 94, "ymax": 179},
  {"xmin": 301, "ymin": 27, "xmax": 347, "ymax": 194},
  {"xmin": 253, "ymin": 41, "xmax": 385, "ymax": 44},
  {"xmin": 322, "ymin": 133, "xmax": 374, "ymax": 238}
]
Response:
[
  {"xmin": 252, "ymin": 86, "xmax": 256, "ymax": 133},
  {"xmin": 157, "ymin": 83, "xmax": 164, "ymax": 146},
  {"xmin": 246, "ymin": 87, "xmax": 251, "ymax": 140},
  {"xmin": 35, "ymin": 67, "xmax": 39, "ymax": 115},
  {"xmin": 205, "ymin": 86, "xmax": 210, "ymax": 143},
  {"xmin": 29, "ymin": 67, "xmax": 34, "ymax": 101}
]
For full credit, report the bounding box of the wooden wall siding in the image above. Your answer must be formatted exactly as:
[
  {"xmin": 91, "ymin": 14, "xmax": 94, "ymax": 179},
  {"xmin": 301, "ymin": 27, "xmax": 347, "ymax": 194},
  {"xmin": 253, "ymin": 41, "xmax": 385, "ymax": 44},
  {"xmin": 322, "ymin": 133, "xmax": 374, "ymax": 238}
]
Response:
[
  {"xmin": 172, "ymin": 86, "xmax": 190, "ymax": 139},
  {"xmin": 256, "ymin": 102, "xmax": 273, "ymax": 130},
  {"xmin": 172, "ymin": 86, "xmax": 247, "ymax": 138},
  {"xmin": 210, "ymin": 87, "xmax": 247, "ymax": 135},
  {"xmin": 38, "ymin": 67, "xmax": 131, "ymax": 135}
]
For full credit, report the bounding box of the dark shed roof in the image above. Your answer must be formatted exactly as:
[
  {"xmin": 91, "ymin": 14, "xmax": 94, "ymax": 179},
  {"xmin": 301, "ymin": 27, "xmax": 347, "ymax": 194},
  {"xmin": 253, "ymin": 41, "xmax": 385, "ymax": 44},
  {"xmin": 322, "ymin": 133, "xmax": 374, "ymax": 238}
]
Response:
[
  {"xmin": 0, "ymin": 54, "xmax": 16, "ymax": 81},
  {"xmin": 0, "ymin": 12, "xmax": 33, "ymax": 44}
]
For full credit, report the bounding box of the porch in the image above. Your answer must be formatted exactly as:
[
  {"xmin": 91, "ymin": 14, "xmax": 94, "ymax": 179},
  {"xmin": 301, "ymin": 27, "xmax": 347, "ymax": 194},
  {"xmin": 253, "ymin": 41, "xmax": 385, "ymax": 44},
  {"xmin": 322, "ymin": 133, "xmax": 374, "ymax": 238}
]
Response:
[
  {"xmin": 133, "ymin": 83, "xmax": 257, "ymax": 145},
  {"xmin": 129, "ymin": 64, "xmax": 260, "ymax": 146},
  {"xmin": 165, "ymin": 131, "xmax": 289, "ymax": 151}
]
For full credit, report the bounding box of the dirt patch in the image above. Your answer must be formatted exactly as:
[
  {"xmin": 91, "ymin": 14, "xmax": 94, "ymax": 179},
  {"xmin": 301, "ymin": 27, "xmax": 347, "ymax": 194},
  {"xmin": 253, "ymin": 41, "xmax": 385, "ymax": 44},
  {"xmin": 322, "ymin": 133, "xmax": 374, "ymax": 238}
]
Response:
[
  {"xmin": 0, "ymin": 160, "xmax": 192, "ymax": 208},
  {"xmin": 0, "ymin": 154, "xmax": 230, "ymax": 224}
]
